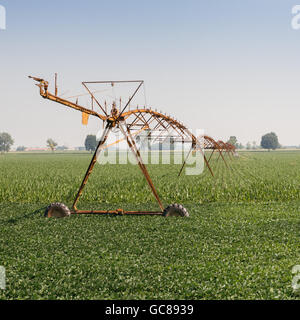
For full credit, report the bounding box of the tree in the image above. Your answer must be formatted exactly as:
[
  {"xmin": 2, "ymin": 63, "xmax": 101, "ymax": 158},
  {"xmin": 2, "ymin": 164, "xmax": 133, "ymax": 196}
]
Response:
[
  {"xmin": 16, "ymin": 146, "xmax": 26, "ymax": 152},
  {"xmin": 252, "ymin": 141, "xmax": 257, "ymax": 150},
  {"xmin": 227, "ymin": 136, "xmax": 238, "ymax": 147},
  {"xmin": 246, "ymin": 142, "xmax": 251, "ymax": 150},
  {"xmin": 56, "ymin": 145, "xmax": 68, "ymax": 151},
  {"xmin": 47, "ymin": 138, "xmax": 58, "ymax": 152},
  {"xmin": 260, "ymin": 132, "xmax": 279, "ymax": 150},
  {"xmin": 85, "ymin": 135, "xmax": 97, "ymax": 152},
  {"xmin": 0, "ymin": 132, "xmax": 14, "ymax": 153}
]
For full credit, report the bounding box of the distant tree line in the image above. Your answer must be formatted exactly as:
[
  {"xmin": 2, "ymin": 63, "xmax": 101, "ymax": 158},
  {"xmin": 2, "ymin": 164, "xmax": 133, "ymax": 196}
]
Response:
[
  {"xmin": 0, "ymin": 131, "xmax": 284, "ymax": 154},
  {"xmin": 227, "ymin": 132, "xmax": 280, "ymax": 151},
  {"xmin": 83, "ymin": 133, "xmax": 281, "ymax": 152}
]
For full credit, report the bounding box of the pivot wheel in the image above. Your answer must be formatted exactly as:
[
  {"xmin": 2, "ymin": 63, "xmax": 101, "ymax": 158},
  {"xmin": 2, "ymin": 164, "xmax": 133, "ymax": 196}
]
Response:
[
  {"xmin": 45, "ymin": 202, "xmax": 71, "ymax": 218},
  {"xmin": 163, "ymin": 204, "xmax": 189, "ymax": 217}
]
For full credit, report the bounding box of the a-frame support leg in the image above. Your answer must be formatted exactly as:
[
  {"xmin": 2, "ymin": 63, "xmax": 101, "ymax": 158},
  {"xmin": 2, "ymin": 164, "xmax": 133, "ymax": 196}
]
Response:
[
  {"xmin": 178, "ymin": 146, "xmax": 193, "ymax": 177},
  {"xmin": 208, "ymin": 149, "xmax": 215, "ymax": 163},
  {"xmin": 72, "ymin": 122, "xmax": 112, "ymax": 210},
  {"xmin": 178, "ymin": 145, "xmax": 215, "ymax": 177},
  {"xmin": 119, "ymin": 123, "xmax": 164, "ymax": 212}
]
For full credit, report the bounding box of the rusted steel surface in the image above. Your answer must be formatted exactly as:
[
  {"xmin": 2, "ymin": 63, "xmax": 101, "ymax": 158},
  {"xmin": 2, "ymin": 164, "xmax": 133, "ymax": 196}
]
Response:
[
  {"xmin": 71, "ymin": 210, "xmax": 163, "ymax": 215},
  {"xmin": 28, "ymin": 76, "xmax": 106, "ymax": 121}
]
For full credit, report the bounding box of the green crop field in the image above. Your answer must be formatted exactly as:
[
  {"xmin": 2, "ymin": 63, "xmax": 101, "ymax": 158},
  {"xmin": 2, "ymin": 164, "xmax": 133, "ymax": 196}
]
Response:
[{"xmin": 0, "ymin": 150, "xmax": 299, "ymax": 299}]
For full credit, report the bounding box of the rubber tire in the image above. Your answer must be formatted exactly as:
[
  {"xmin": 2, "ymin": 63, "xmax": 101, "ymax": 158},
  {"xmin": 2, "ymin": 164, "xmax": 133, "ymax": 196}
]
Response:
[
  {"xmin": 45, "ymin": 202, "xmax": 71, "ymax": 218},
  {"xmin": 163, "ymin": 204, "xmax": 189, "ymax": 217}
]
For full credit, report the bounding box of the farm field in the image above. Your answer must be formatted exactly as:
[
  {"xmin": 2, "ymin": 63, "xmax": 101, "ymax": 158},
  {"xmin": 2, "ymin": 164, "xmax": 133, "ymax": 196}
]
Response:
[{"xmin": 0, "ymin": 150, "xmax": 300, "ymax": 299}]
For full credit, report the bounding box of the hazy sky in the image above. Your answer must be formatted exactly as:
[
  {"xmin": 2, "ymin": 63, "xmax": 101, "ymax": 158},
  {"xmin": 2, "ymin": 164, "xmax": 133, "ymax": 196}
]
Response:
[{"xmin": 1, "ymin": 0, "xmax": 300, "ymax": 148}]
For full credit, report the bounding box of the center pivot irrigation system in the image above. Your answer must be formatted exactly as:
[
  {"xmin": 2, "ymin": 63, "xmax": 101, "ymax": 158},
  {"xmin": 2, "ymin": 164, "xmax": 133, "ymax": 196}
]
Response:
[{"xmin": 29, "ymin": 75, "xmax": 236, "ymax": 218}]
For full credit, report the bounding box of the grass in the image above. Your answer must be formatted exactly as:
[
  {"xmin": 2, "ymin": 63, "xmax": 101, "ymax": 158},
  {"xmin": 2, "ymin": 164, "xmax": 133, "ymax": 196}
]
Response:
[{"xmin": 0, "ymin": 150, "xmax": 299, "ymax": 299}]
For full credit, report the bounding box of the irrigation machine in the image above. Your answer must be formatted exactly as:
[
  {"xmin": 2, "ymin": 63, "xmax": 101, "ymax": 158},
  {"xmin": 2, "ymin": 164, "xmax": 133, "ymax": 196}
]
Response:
[{"xmin": 29, "ymin": 75, "xmax": 235, "ymax": 218}]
